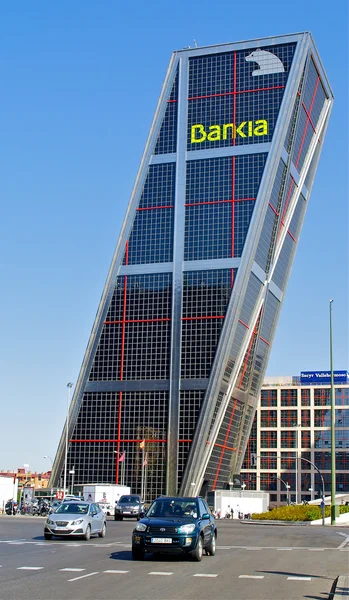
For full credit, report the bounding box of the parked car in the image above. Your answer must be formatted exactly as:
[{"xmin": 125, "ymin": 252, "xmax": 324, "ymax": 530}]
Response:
[
  {"xmin": 131, "ymin": 496, "xmax": 217, "ymax": 561},
  {"xmin": 44, "ymin": 501, "xmax": 106, "ymax": 540},
  {"xmin": 114, "ymin": 495, "xmax": 145, "ymax": 521},
  {"xmin": 98, "ymin": 502, "xmax": 113, "ymax": 516}
]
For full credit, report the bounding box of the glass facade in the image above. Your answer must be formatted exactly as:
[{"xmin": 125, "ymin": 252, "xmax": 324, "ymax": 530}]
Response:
[{"xmin": 50, "ymin": 34, "xmax": 333, "ymax": 500}]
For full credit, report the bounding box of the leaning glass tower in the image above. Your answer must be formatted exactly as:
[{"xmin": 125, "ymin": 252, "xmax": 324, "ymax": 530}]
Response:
[{"xmin": 50, "ymin": 33, "xmax": 333, "ymax": 499}]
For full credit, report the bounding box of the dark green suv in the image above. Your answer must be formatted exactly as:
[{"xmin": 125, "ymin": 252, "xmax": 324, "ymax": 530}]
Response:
[{"xmin": 132, "ymin": 496, "xmax": 217, "ymax": 561}]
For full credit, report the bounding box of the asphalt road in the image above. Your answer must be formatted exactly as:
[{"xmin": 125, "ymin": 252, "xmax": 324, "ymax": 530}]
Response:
[{"xmin": 0, "ymin": 515, "xmax": 348, "ymax": 600}]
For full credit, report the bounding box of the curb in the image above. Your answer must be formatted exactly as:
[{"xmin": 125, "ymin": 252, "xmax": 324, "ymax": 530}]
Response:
[
  {"xmin": 239, "ymin": 520, "xmax": 310, "ymax": 526},
  {"xmin": 332, "ymin": 575, "xmax": 349, "ymax": 600}
]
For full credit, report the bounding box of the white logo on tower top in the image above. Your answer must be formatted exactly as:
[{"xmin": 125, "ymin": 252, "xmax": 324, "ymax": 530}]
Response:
[{"xmin": 245, "ymin": 49, "xmax": 285, "ymax": 76}]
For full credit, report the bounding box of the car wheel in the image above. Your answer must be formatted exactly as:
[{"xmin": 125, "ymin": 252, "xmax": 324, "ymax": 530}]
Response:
[
  {"xmin": 98, "ymin": 523, "xmax": 107, "ymax": 538},
  {"xmin": 44, "ymin": 533, "xmax": 52, "ymax": 540},
  {"xmin": 132, "ymin": 546, "xmax": 145, "ymax": 560},
  {"xmin": 205, "ymin": 533, "xmax": 216, "ymax": 556},
  {"xmin": 190, "ymin": 535, "xmax": 203, "ymax": 562},
  {"xmin": 83, "ymin": 525, "xmax": 91, "ymax": 541},
  {"xmin": 136, "ymin": 515, "xmax": 140, "ymax": 521}
]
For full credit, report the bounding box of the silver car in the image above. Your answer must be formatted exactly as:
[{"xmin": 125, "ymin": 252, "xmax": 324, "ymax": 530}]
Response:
[{"xmin": 44, "ymin": 501, "xmax": 106, "ymax": 541}]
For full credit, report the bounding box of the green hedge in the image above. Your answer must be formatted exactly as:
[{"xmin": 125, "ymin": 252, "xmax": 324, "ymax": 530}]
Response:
[{"xmin": 251, "ymin": 504, "xmax": 349, "ymax": 521}]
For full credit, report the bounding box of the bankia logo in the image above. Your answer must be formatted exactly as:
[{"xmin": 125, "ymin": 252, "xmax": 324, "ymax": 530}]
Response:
[
  {"xmin": 191, "ymin": 120, "xmax": 268, "ymax": 143},
  {"xmin": 245, "ymin": 49, "xmax": 285, "ymax": 76}
]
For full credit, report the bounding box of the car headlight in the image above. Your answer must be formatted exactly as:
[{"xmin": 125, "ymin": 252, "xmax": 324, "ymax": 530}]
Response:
[
  {"xmin": 178, "ymin": 523, "xmax": 196, "ymax": 534},
  {"xmin": 46, "ymin": 519, "xmax": 55, "ymax": 525},
  {"xmin": 135, "ymin": 522, "xmax": 147, "ymax": 532},
  {"xmin": 70, "ymin": 519, "xmax": 84, "ymax": 526}
]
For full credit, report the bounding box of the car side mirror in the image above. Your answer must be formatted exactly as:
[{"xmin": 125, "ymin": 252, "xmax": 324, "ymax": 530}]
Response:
[
  {"xmin": 91, "ymin": 511, "xmax": 97, "ymax": 516},
  {"xmin": 202, "ymin": 513, "xmax": 210, "ymax": 520}
]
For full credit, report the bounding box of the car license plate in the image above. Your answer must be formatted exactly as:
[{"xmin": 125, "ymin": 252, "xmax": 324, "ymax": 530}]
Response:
[
  {"xmin": 151, "ymin": 538, "xmax": 172, "ymax": 544},
  {"xmin": 123, "ymin": 511, "xmax": 131, "ymax": 514}
]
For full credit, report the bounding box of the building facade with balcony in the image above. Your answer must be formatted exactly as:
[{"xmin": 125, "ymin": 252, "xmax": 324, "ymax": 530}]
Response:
[{"xmin": 241, "ymin": 372, "xmax": 349, "ymax": 506}]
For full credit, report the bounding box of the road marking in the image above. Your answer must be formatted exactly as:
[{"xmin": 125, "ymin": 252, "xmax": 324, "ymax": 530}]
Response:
[
  {"xmin": 65, "ymin": 544, "xmax": 83, "ymax": 547},
  {"xmin": 287, "ymin": 577, "xmax": 312, "ymax": 581},
  {"xmin": 104, "ymin": 570, "xmax": 129, "ymax": 574},
  {"xmin": 246, "ymin": 547, "xmax": 262, "ymax": 550},
  {"xmin": 239, "ymin": 575, "xmax": 264, "ymax": 579},
  {"xmin": 17, "ymin": 567, "xmax": 44, "ymax": 570},
  {"xmin": 60, "ymin": 568, "xmax": 86, "ymax": 572},
  {"xmin": 193, "ymin": 573, "xmax": 218, "ymax": 578},
  {"xmin": 278, "ymin": 548, "xmax": 293, "ymax": 551},
  {"xmin": 8, "ymin": 542, "xmax": 25, "ymax": 545},
  {"xmin": 68, "ymin": 572, "xmax": 99, "ymax": 582},
  {"xmin": 148, "ymin": 572, "xmax": 173, "ymax": 576},
  {"xmin": 338, "ymin": 535, "xmax": 349, "ymax": 549},
  {"xmin": 308, "ymin": 548, "xmax": 324, "ymax": 551}
]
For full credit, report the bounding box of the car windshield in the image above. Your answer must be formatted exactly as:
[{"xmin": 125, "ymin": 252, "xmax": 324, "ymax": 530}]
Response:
[
  {"xmin": 119, "ymin": 496, "xmax": 140, "ymax": 504},
  {"xmin": 147, "ymin": 499, "xmax": 198, "ymax": 519},
  {"xmin": 55, "ymin": 503, "xmax": 89, "ymax": 514}
]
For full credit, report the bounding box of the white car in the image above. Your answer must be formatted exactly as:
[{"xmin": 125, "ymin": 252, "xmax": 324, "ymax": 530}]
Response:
[
  {"xmin": 98, "ymin": 502, "xmax": 113, "ymax": 516},
  {"xmin": 44, "ymin": 501, "xmax": 106, "ymax": 540}
]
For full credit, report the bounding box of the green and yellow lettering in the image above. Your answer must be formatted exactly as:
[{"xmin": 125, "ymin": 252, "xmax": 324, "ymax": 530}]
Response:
[
  {"xmin": 207, "ymin": 125, "xmax": 221, "ymax": 141},
  {"xmin": 236, "ymin": 122, "xmax": 247, "ymax": 137},
  {"xmin": 248, "ymin": 121, "xmax": 253, "ymax": 137},
  {"xmin": 223, "ymin": 123, "xmax": 236, "ymax": 140},
  {"xmin": 254, "ymin": 119, "xmax": 268, "ymax": 136},
  {"xmin": 191, "ymin": 124, "xmax": 207, "ymax": 143}
]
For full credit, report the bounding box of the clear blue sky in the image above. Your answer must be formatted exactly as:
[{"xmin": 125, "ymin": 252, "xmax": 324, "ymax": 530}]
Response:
[{"xmin": 1, "ymin": 1, "xmax": 347, "ymax": 473}]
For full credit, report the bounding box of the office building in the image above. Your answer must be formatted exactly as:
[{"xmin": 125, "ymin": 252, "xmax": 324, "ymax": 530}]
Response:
[{"xmin": 50, "ymin": 33, "xmax": 333, "ymax": 499}]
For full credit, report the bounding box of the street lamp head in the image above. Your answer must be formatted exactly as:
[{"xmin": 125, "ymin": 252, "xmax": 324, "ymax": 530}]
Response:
[
  {"xmin": 67, "ymin": 382, "xmax": 73, "ymax": 389},
  {"xmin": 329, "ymin": 299, "xmax": 333, "ymax": 303}
]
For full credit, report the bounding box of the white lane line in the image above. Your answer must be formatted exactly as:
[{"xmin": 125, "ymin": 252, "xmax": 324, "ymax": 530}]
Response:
[
  {"xmin": 278, "ymin": 548, "xmax": 293, "ymax": 551},
  {"xmin": 239, "ymin": 575, "xmax": 264, "ymax": 579},
  {"xmin": 65, "ymin": 544, "xmax": 83, "ymax": 547},
  {"xmin": 148, "ymin": 572, "xmax": 173, "ymax": 576},
  {"xmin": 60, "ymin": 568, "xmax": 86, "ymax": 572},
  {"xmin": 193, "ymin": 574, "xmax": 218, "ymax": 578},
  {"xmin": 246, "ymin": 547, "xmax": 262, "ymax": 550},
  {"xmin": 68, "ymin": 572, "xmax": 99, "ymax": 582},
  {"xmin": 104, "ymin": 570, "xmax": 129, "ymax": 574},
  {"xmin": 308, "ymin": 548, "xmax": 324, "ymax": 551},
  {"xmin": 287, "ymin": 577, "xmax": 312, "ymax": 581},
  {"xmin": 8, "ymin": 542, "xmax": 26, "ymax": 545},
  {"xmin": 17, "ymin": 567, "xmax": 44, "ymax": 571}
]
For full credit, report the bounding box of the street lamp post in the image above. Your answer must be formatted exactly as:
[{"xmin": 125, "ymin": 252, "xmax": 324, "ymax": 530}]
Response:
[
  {"xmin": 63, "ymin": 383, "xmax": 73, "ymax": 496},
  {"xmin": 329, "ymin": 299, "xmax": 336, "ymax": 525},
  {"xmin": 69, "ymin": 467, "xmax": 75, "ymax": 495},
  {"xmin": 296, "ymin": 456, "xmax": 325, "ymax": 526}
]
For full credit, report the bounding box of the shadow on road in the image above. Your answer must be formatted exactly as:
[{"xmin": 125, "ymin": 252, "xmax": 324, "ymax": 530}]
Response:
[
  {"xmin": 257, "ymin": 570, "xmax": 332, "ymax": 580},
  {"xmin": 110, "ymin": 551, "xmax": 191, "ymax": 563}
]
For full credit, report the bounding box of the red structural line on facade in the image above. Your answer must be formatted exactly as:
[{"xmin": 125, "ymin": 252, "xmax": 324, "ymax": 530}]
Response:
[
  {"xmin": 104, "ymin": 318, "xmax": 171, "ymax": 325},
  {"xmin": 301, "ymin": 102, "xmax": 316, "ymax": 133},
  {"xmin": 182, "ymin": 315, "xmax": 225, "ymax": 321},
  {"xmin": 178, "ymin": 439, "xmax": 192, "ymax": 443},
  {"xmin": 185, "ymin": 197, "xmax": 255, "ymax": 207},
  {"xmin": 232, "ymin": 53, "xmax": 237, "ymax": 148},
  {"xmin": 238, "ymin": 319, "xmax": 250, "ymax": 329},
  {"xmin": 231, "ymin": 156, "xmax": 235, "ymax": 256},
  {"xmin": 214, "ymin": 443, "xmax": 237, "ymax": 452},
  {"xmin": 137, "ymin": 205, "xmax": 173, "ymax": 211},
  {"xmin": 70, "ymin": 439, "xmax": 167, "ymax": 443},
  {"xmin": 167, "ymin": 99, "xmax": 177, "ymax": 103},
  {"xmin": 268, "ymin": 203, "xmax": 279, "ymax": 217},
  {"xmin": 260, "ymin": 336, "xmax": 270, "ymax": 346},
  {"xmin": 287, "ymin": 230, "xmax": 296, "ymax": 242},
  {"xmin": 187, "ymin": 85, "xmax": 285, "ymax": 101},
  {"xmin": 116, "ymin": 391, "xmax": 123, "ymax": 484},
  {"xmin": 212, "ymin": 400, "xmax": 238, "ymax": 490},
  {"xmin": 295, "ymin": 77, "xmax": 320, "ymax": 169}
]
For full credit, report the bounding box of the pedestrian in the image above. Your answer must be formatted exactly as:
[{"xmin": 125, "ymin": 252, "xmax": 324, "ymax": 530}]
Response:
[{"xmin": 230, "ymin": 507, "xmax": 234, "ymax": 519}]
